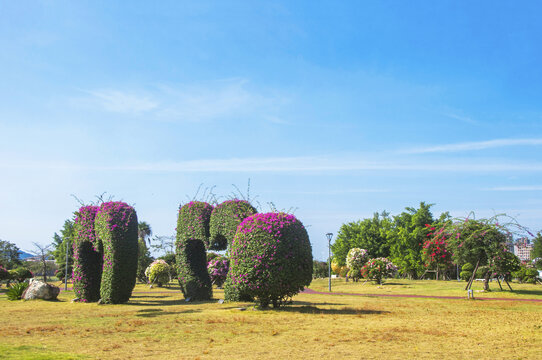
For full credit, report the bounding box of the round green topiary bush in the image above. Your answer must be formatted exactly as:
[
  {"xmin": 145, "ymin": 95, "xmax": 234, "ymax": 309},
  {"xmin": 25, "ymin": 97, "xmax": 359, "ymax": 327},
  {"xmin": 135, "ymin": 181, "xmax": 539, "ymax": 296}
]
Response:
[
  {"xmin": 226, "ymin": 212, "xmax": 313, "ymax": 308},
  {"xmin": 72, "ymin": 205, "xmax": 102, "ymax": 302},
  {"xmin": 96, "ymin": 202, "xmax": 139, "ymax": 304},
  {"xmin": 209, "ymin": 200, "xmax": 257, "ymax": 251},
  {"xmin": 8, "ymin": 267, "xmax": 33, "ymax": 282}
]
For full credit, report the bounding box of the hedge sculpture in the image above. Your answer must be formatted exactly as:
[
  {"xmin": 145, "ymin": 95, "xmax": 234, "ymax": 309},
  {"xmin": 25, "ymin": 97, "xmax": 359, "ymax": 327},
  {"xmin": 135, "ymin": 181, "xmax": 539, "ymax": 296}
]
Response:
[
  {"xmin": 95, "ymin": 202, "xmax": 139, "ymax": 304},
  {"xmin": 72, "ymin": 205, "xmax": 101, "ymax": 302},
  {"xmin": 176, "ymin": 201, "xmax": 213, "ymax": 300},
  {"xmin": 209, "ymin": 200, "xmax": 257, "ymax": 251},
  {"xmin": 226, "ymin": 212, "xmax": 313, "ymax": 308}
]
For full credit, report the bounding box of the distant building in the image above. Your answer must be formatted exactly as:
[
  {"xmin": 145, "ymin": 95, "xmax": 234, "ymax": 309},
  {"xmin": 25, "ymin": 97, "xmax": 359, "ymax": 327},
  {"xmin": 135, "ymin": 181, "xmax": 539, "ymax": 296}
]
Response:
[{"xmin": 514, "ymin": 238, "xmax": 534, "ymax": 262}]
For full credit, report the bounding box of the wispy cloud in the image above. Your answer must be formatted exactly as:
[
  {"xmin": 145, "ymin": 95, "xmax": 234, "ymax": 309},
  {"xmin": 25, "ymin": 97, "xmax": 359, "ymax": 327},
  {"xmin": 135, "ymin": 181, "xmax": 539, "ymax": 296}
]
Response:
[
  {"xmin": 78, "ymin": 79, "xmax": 288, "ymax": 122},
  {"xmin": 402, "ymin": 138, "xmax": 542, "ymax": 154},
  {"xmin": 484, "ymin": 186, "xmax": 542, "ymax": 191},
  {"xmin": 5, "ymin": 156, "xmax": 542, "ymax": 173},
  {"xmin": 442, "ymin": 112, "xmax": 478, "ymax": 125},
  {"xmin": 84, "ymin": 89, "xmax": 159, "ymax": 114}
]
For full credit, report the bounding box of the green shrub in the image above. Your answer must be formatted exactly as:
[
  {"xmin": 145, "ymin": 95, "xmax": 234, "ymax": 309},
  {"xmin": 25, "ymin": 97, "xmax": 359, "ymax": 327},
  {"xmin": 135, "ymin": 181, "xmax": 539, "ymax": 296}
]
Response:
[
  {"xmin": 8, "ymin": 267, "xmax": 33, "ymax": 283},
  {"xmin": 312, "ymin": 260, "xmax": 328, "ymax": 279},
  {"xmin": 209, "ymin": 200, "xmax": 257, "ymax": 251},
  {"xmin": 54, "ymin": 267, "xmax": 72, "ymax": 282},
  {"xmin": 347, "ymin": 268, "xmax": 362, "ymax": 281},
  {"xmin": 72, "ymin": 205, "xmax": 102, "ymax": 302},
  {"xmin": 96, "ymin": 202, "xmax": 139, "ymax": 304},
  {"xmin": 339, "ymin": 266, "xmax": 349, "ymax": 278},
  {"xmin": 361, "ymin": 258, "xmax": 398, "ymax": 285},
  {"xmin": 524, "ymin": 268, "xmax": 539, "ymax": 284},
  {"xmin": 145, "ymin": 259, "xmax": 171, "ymax": 286},
  {"xmin": 460, "ymin": 263, "xmax": 474, "ymax": 281},
  {"xmin": 0, "ymin": 265, "xmax": 8, "ymax": 284},
  {"xmin": 476, "ymin": 265, "xmax": 490, "ymax": 279},
  {"xmin": 176, "ymin": 201, "xmax": 213, "ymax": 301},
  {"xmin": 7, "ymin": 281, "xmax": 29, "ymax": 300},
  {"xmin": 177, "ymin": 201, "xmax": 214, "ymax": 249},
  {"xmin": 226, "ymin": 212, "xmax": 313, "ymax": 308}
]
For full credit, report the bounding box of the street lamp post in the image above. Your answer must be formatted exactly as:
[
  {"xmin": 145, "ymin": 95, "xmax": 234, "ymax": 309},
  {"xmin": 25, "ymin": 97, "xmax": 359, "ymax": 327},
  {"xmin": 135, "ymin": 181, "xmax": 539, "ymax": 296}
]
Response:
[
  {"xmin": 64, "ymin": 239, "xmax": 70, "ymax": 291},
  {"xmin": 326, "ymin": 232, "xmax": 333, "ymax": 292}
]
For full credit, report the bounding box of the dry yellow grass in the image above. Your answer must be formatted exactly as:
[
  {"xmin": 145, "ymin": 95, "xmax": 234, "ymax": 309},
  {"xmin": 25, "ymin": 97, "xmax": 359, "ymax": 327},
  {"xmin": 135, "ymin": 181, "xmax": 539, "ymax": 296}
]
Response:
[{"xmin": 1, "ymin": 280, "xmax": 541, "ymax": 359}]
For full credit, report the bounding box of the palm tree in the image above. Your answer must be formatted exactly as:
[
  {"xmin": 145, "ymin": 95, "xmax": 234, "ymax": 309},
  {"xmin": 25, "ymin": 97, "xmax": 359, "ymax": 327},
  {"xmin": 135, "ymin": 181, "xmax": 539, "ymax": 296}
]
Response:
[{"xmin": 138, "ymin": 221, "xmax": 153, "ymax": 246}]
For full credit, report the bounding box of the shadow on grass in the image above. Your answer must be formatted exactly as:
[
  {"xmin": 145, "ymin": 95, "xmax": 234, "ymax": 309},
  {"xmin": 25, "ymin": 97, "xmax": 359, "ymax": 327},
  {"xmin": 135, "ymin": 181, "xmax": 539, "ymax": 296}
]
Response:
[
  {"xmin": 293, "ymin": 300, "xmax": 347, "ymax": 307},
  {"xmin": 135, "ymin": 308, "xmax": 200, "ymax": 317},
  {"xmin": 127, "ymin": 294, "xmax": 217, "ymax": 307},
  {"xmin": 510, "ymin": 289, "xmax": 542, "ymax": 296},
  {"xmin": 278, "ymin": 305, "xmax": 390, "ymax": 315}
]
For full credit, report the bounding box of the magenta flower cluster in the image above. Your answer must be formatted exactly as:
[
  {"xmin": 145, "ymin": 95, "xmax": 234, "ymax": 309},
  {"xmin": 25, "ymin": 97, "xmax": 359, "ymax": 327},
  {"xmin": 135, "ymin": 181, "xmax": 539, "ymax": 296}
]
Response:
[{"xmin": 227, "ymin": 212, "xmax": 313, "ymax": 308}]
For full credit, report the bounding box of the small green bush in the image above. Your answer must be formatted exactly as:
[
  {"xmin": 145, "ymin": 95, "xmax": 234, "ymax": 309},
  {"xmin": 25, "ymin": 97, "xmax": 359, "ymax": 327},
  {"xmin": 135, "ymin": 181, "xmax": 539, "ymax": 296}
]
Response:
[
  {"xmin": 460, "ymin": 263, "xmax": 474, "ymax": 281},
  {"xmin": 145, "ymin": 260, "xmax": 170, "ymax": 286},
  {"xmin": 8, "ymin": 268, "xmax": 33, "ymax": 283},
  {"xmin": 476, "ymin": 265, "xmax": 490, "ymax": 279},
  {"xmin": 7, "ymin": 282, "xmax": 29, "ymax": 301},
  {"xmin": 524, "ymin": 268, "xmax": 540, "ymax": 284},
  {"xmin": 209, "ymin": 200, "xmax": 257, "ymax": 251},
  {"xmin": 0, "ymin": 266, "xmax": 9, "ymax": 283},
  {"xmin": 361, "ymin": 258, "xmax": 398, "ymax": 285},
  {"xmin": 96, "ymin": 202, "xmax": 139, "ymax": 304}
]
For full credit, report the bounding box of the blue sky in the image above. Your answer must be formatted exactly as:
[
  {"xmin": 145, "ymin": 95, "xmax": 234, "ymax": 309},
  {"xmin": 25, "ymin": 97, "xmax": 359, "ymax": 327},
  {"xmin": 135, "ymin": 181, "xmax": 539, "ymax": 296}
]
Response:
[{"xmin": 1, "ymin": 1, "xmax": 541, "ymax": 260}]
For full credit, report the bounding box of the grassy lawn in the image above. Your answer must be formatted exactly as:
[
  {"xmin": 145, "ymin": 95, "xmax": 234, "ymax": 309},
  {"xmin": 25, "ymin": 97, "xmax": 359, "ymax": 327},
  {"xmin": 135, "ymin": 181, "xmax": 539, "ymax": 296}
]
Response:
[
  {"xmin": 0, "ymin": 280, "xmax": 541, "ymax": 359},
  {"xmin": 309, "ymin": 278, "xmax": 542, "ymax": 299}
]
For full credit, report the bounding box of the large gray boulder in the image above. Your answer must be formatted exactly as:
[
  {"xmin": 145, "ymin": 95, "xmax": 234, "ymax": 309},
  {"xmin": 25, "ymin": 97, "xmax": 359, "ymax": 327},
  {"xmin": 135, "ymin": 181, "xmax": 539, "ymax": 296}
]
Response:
[{"xmin": 22, "ymin": 279, "xmax": 60, "ymax": 300}]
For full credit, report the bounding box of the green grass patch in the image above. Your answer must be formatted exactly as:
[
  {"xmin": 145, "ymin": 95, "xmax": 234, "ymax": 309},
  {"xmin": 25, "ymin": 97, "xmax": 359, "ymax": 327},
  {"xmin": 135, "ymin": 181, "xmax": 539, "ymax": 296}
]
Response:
[
  {"xmin": 0, "ymin": 280, "xmax": 540, "ymax": 359},
  {"xmin": 0, "ymin": 344, "xmax": 88, "ymax": 359}
]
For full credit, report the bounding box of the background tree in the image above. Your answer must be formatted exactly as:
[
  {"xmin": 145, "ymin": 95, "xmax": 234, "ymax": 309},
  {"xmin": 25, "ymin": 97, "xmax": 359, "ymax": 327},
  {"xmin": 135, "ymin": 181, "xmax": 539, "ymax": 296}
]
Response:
[
  {"xmin": 531, "ymin": 232, "xmax": 542, "ymax": 269},
  {"xmin": 331, "ymin": 212, "xmax": 393, "ymax": 266},
  {"xmin": 29, "ymin": 242, "xmax": 53, "ymax": 282},
  {"xmin": 444, "ymin": 215, "xmax": 519, "ymax": 291},
  {"xmin": 51, "ymin": 219, "xmax": 75, "ymax": 281},
  {"xmin": 388, "ymin": 202, "xmax": 438, "ymax": 279},
  {"xmin": 313, "ymin": 260, "xmax": 328, "ymax": 278},
  {"xmin": 138, "ymin": 221, "xmax": 153, "ymax": 246},
  {"xmin": 150, "ymin": 235, "xmax": 175, "ymax": 258},
  {"xmin": 137, "ymin": 238, "xmax": 153, "ymax": 282},
  {"xmin": 0, "ymin": 239, "xmax": 22, "ymax": 269}
]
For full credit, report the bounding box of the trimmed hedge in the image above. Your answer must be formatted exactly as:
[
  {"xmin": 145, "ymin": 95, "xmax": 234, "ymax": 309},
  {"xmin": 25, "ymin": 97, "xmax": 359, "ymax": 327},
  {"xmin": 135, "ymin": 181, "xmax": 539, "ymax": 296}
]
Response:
[
  {"xmin": 96, "ymin": 202, "xmax": 139, "ymax": 304},
  {"xmin": 177, "ymin": 201, "xmax": 214, "ymax": 249},
  {"xmin": 72, "ymin": 205, "xmax": 102, "ymax": 302},
  {"xmin": 176, "ymin": 239, "xmax": 213, "ymax": 300},
  {"xmin": 209, "ymin": 200, "xmax": 257, "ymax": 251},
  {"xmin": 226, "ymin": 212, "xmax": 313, "ymax": 308},
  {"xmin": 176, "ymin": 202, "xmax": 213, "ymax": 300}
]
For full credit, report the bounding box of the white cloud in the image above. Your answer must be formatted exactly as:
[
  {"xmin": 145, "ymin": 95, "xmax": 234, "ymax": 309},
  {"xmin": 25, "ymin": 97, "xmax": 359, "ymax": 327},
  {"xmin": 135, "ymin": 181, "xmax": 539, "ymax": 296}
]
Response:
[
  {"xmin": 484, "ymin": 186, "xmax": 542, "ymax": 191},
  {"xmin": 79, "ymin": 79, "xmax": 288, "ymax": 122},
  {"xmin": 402, "ymin": 138, "xmax": 542, "ymax": 154},
  {"xmin": 5, "ymin": 156, "xmax": 542, "ymax": 173},
  {"xmin": 85, "ymin": 89, "xmax": 159, "ymax": 114}
]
